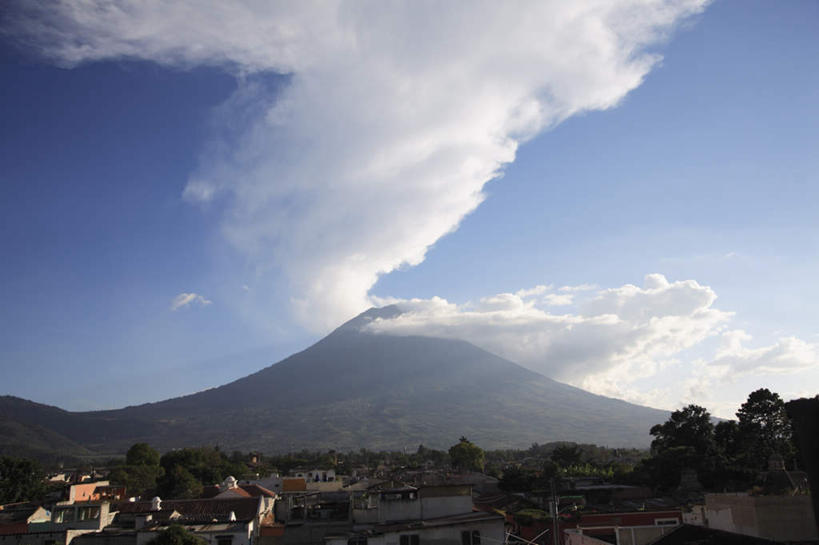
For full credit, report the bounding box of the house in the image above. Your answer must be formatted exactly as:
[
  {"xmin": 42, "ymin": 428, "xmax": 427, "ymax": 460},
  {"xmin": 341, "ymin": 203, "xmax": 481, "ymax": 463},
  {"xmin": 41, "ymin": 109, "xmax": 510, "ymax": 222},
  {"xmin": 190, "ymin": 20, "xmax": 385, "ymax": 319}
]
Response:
[
  {"xmin": 212, "ymin": 476, "xmax": 277, "ymax": 513},
  {"xmin": 0, "ymin": 503, "xmax": 51, "ymax": 535},
  {"xmin": 333, "ymin": 511, "xmax": 505, "ymax": 545},
  {"xmin": 524, "ymin": 509, "xmax": 682, "ymax": 545},
  {"xmin": 326, "ymin": 484, "xmax": 505, "ymax": 545},
  {"xmin": 679, "ymin": 454, "xmax": 818, "ymax": 543},
  {"xmin": 291, "ymin": 470, "xmax": 336, "ymax": 484},
  {"xmin": 696, "ymin": 492, "xmax": 817, "ymax": 542},
  {"xmin": 102, "ymin": 495, "xmax": 273, "ymax": 545},
  {"xmin": 649, "ymin": 524, "xmax": 782, "ymax": 544},
  {"xmin": 0, "ymin": 501, "xmax": 117, "ymax": 545}
]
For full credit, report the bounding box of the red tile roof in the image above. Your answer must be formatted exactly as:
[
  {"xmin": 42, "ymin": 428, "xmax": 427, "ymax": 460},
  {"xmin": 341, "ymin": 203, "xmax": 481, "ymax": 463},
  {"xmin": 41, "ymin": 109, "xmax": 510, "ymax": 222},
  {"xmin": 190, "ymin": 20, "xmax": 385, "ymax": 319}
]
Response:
[
  {"xmin": 282, "ymin": 478, "xmax": 306, "ymax": 492},
  {"xmin": 239, "ymin": 484, "xmax": 276, "ymax": 498}
]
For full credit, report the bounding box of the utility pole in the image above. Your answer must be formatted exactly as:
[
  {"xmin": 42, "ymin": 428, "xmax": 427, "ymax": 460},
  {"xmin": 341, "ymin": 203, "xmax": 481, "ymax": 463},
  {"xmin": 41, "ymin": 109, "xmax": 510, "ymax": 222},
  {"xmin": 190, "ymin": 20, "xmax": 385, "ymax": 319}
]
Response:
[{"xmin": 550, "ymin": 478, "xmax": 559, "ymax": 545}]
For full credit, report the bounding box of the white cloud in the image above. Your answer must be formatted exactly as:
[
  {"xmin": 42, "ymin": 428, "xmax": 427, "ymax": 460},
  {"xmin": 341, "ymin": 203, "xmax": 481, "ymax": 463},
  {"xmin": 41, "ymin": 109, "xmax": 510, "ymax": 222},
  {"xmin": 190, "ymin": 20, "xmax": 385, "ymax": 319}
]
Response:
[
  {"xmin": 515, "ymin": 285, "xmax": 551, "ymax": 298},
  {"xmin": 542, "ymin": 293, "xmax": 574, "ymax": 306},
  {"xmin": 170, "ymin": 292, "xmax": 212, "ymax": 311},
  {"xmin": 559, "ymin": 283, "xmax": 599, "ymax": 293},
  {"xmin": 708, "ymin": 330, "xmax": 817, "ymax": 378},
  {"xmin": 5, "ymin": 0, "xmax": 709, "ymax": 331},
  {"xmin": 364, "ymin": 274, "xmax": 819, "ymax": 410}
]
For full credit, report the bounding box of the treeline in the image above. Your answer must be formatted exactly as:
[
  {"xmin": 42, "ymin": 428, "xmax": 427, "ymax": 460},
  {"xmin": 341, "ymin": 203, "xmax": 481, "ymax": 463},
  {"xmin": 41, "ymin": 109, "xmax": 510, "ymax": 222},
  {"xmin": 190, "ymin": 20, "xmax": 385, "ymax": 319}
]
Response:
[
  {"xmin": 636, "ymin": 388, "xmax": 801, "ymax": 492},
  {"xmin": 2, "ymin": 388, "xmax": 809, "ymax": 503},
  {"xmin": 491, "ymin": 388, "xmax": 805, "ymax": 494},
  {"xmin": 108, "ymin": 445, "xmax": 256, "ymax": 499}
]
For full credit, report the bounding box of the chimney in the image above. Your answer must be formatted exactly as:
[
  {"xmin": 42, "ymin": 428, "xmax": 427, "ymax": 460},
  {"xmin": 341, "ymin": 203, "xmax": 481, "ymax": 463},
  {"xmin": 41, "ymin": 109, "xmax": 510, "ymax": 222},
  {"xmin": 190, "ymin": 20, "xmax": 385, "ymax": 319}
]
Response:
[{"xmin": 151, "ymin": 497, "xmax": 162, "ymax": 511}]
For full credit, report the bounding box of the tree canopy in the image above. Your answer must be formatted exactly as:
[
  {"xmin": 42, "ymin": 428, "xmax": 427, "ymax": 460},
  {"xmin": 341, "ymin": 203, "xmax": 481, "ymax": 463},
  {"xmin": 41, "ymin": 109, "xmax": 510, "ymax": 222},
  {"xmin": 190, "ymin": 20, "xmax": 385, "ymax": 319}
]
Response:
[
  {"xmin": 736, "ymin": 388, "xmax": 796, "ymax": 471},
  {"xmin": 449, "ymin": 437, "xmax": 485, "ymax": 472},
  {"xmin": 0, "ymin": 456, "xmax": 47, "ymax": 503},
  {"xmin": 650, "ymin": 405, "xmax": 715, "ymax": 455},
  {"xmin": 127, "ymin": 443, "xmax": 161, "ymax": 466}
]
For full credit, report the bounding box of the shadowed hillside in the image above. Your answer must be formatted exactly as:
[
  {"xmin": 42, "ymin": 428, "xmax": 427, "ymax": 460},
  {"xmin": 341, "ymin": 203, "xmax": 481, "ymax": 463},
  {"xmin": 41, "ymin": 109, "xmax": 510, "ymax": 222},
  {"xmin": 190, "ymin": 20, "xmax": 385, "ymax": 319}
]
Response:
[{"xmin": 1, "ymin": 307, "xmax": 669, "ymax": 455}]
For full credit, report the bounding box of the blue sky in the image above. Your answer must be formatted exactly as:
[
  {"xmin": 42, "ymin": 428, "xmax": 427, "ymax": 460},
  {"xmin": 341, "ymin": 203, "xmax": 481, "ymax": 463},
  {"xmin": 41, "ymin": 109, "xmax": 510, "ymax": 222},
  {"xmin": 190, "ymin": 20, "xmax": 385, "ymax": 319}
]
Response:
[{"xmin": 1, "ymin": 0, "xmax": 817, "ymax": 416}]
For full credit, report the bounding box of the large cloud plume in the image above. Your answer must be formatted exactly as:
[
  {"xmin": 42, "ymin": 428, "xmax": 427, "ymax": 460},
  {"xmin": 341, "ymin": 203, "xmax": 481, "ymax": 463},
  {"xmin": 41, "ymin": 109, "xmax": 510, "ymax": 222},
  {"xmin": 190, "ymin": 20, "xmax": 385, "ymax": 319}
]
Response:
[{"xmin": 5, "ymin": 0, "xmax": 709, "ymax": 331}]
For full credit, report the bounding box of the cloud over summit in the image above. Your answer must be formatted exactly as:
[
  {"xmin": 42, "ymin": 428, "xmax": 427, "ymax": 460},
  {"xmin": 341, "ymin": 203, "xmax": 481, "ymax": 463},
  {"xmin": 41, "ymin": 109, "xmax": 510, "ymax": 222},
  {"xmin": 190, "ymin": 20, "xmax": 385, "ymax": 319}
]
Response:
[
  {"xmin": 366, "ymin": 275, "xmax": 819, "ymax": 412},
  {"xmin": 7, "ymin": 0, "xmax": 709, "ymax": 331}
]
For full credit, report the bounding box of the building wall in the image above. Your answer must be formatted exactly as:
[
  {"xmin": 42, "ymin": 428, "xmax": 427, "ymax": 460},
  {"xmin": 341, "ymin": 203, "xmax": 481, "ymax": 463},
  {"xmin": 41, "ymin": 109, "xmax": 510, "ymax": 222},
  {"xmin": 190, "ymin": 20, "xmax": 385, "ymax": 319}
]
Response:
[
  {"xmin": 614, "ymin": 525, "xmax": 676, "ymax": 545},
  {"xmin": 0, "ymin": 529, "xmax": 98, "ymax": 545},
  {"xmin": 420, "ymin": 497, "xmax": 472, "ymax": 520},
  {"xmin": 135, "ymin": 525, "xmax": 252, "ymax": 545},
  {"xmin": 352, "ymin": 508, "xmax": 379, "ymax": 524},
  {"xmin": 67, "ymin": 483, "xmax": 109, "ymax": 504},
  {"xmin": 378, "ymin": 498, "xmax": 420, "ymax": 523},
  {"xmin": 72, "ymin": 533, "xmax": 137, "ymax": 545},
  {"xmin": 368, "ymin": 518, "xmax": 504, "ymax": 545},
  {"xmin": 705, "ymin": 493, "xmax": 818, "ymax": 542},
  {"xmin": 293, "ymin": 470, "xmax": 336, "ymax": 483},
  {"xmin": 271, "ymin": 522, "xmax": 351, "ymax": 545},
  {"xmin": 253, "ymin": 476, "xmax": 283, "ymax": 495},
  {"xmin": 32, "ymin": 504, "xmax": 112, "ymax": 533},
  {"xmin": 564, "ymin": 531, "xmax": 612, "ymax": 545}
]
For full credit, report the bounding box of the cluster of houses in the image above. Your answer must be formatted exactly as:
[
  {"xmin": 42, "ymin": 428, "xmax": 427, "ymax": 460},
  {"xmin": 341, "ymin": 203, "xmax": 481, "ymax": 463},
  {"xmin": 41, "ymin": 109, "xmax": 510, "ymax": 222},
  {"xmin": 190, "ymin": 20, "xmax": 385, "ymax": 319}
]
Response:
[{"xmin": 1, "ymin": 455, "xmax": 817, "ymax": 545}]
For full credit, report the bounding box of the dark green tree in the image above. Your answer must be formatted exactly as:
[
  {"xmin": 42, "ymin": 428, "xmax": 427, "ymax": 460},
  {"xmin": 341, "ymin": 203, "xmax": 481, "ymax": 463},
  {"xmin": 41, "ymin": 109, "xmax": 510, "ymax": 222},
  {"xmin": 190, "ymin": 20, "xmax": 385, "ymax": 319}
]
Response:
[
  {"xmin": 157, "ymin": 465, "xmax": 204, "ymax": 499},
  {"xmin": 0, "ymin": 457, "xmax": 46, "ymax": 503},
  {"xmin": 109, "ymin": 464, "xmax": 164, "ymax": 498},
  {"xmin": 448, "ymin": 437, "xmax": 485, "ymax": 472},
  {"xmin": 551, "ymin": 444, "xmax": 582, "ymax": 468},
  {"xmin": 127, "ymin": 443, "xmax": 161, "ymax": 466},
  {"xmin": 646, "ymin": 405, "xmax": 717, "ymax": 491},
  {"xmin": 107, "ymin": 443, "xmax": 165, "ymax": 498},
  {"xmin": 650, "ymin": 405, "xmax": 715, "ymax": 454},
  {"xmin": 498, "ymin": 466, "xmax": 533, "ymax": 492},
  {"xmin": 159, "ymin": 447, "xmax": 247, "ymax": 487},
  {"xmin": 736, "ymin": 388, "xmax": 796, "ymax": 471},
  {"xmin": 714, "ymin": 420, "xmax": 742, "ymax": 461},
  {"xmin": 146, "ymin": 524, "xmax": 207, "ymax": 545}
]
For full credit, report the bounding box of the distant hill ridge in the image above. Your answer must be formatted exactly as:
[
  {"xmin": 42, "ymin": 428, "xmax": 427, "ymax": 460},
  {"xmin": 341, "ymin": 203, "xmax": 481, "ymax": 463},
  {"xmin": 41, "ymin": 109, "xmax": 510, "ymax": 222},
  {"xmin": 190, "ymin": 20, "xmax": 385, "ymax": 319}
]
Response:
[{"xmin": 0, "ymin": 306, "xmax": 668, "ymax": 456}]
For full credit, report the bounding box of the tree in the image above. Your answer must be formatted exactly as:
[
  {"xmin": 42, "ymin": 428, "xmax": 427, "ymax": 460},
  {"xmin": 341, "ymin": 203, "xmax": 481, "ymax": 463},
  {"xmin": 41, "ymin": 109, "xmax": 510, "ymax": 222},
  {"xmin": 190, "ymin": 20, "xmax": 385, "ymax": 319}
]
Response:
[
  {"xmin": 736, "ymin": 389, "xmax": 796, "ymax": 471},
  {"xmin": 106, "ymin": 443, "xmax": 165, "ymax": 498},
  {"xmin": 157, "ymin": 465, "xmax": 203, "ymax": 499},
  {"xmin": 127, "ymin": 443, "xmax": 161, "ymax": 466},
  {"xmin": 650, "ymin": 405, "xmax": 715, "ymax": 455},
  {"xmin": 646, "ymin": 405, "xmax": 718, "ymax": 491},
  {"xmin": 551, "ymin": 444, "xmax": 582, "ymax": 468},
  {"xmin": 0, "ymin": 457, "xmax": 46, "ymax": 503},
  {"xmin": 147, "ymin": 525, "xmax": 206, "ymax": 545},
  {"xmin": 449, "ymin": 437, "xmax": 485, "ymax": 472},
  {"xmin": 714, "ymin": 420, "xmax": 741, "ymax": 460},
  {"xmin": 109, "ymin": 464, "xmax": 164, "ymax": 498},
  {"xmin": 498, "ymin": 466, "xmax": 533, "ymax": 492},
  {"xmin": 159, "ymin": 447, "xmax": 247, "ymax": 488}
]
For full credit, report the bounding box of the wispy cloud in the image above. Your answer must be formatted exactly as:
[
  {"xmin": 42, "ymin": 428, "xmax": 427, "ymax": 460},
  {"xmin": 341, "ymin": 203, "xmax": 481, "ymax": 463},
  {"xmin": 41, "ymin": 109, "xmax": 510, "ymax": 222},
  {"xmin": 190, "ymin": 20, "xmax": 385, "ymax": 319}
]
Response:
[
  {"xmin": 170, "ymin": 292, "xmax": 212, "ymax": 311},
  {"xmin": 4, "ymin": 0, "xmax": 710, "ymax": 331}
]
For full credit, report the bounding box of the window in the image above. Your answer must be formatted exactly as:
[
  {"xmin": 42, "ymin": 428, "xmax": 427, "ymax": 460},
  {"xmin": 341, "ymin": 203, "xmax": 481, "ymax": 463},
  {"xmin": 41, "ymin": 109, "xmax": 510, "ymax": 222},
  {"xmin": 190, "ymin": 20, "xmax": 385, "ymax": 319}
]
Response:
[
  {"xmin": 348, "ymin": 536, "xmax": 368, "ymax": 545},
  {"xmin": 54, "ymin": 509, "xmax": 74, "ymax": 523},
  {"xmin": 217, "ymin": 536, "xmax": 234, "ymax": 545},
  {"xmin": 461, "ymin": 531, "xmax": 480, "ymax": 545},
  {"xmin": 400, "ymin": 535, "xmax": 419, "ymax": 545},
  {"xmin": 78, "ymin": 507, "xmax": 100, "ymax": 521}
]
